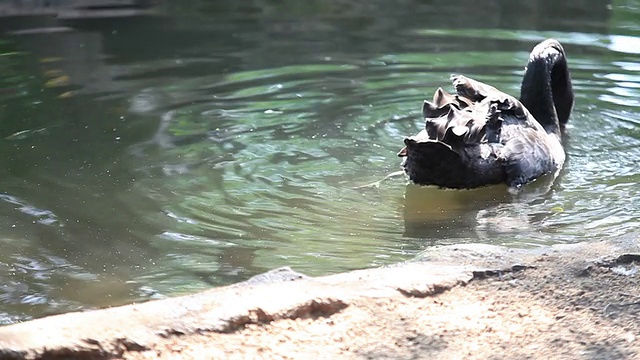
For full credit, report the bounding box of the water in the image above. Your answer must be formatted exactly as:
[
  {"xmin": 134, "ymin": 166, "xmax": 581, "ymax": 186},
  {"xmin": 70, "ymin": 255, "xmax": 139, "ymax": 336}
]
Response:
[{"xmin": 1, "ymin": 0, "xmax": 639, "ymax": 323}]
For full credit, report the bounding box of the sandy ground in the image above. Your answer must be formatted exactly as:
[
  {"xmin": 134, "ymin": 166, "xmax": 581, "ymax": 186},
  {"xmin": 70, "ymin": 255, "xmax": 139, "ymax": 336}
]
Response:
[
  {"xmin": 1, "ymin": 238, "xmax": 639, "ymax": 360},
  {"xmin": 125, "ymin": 256, "xmax": 640, "ymax": 360}
]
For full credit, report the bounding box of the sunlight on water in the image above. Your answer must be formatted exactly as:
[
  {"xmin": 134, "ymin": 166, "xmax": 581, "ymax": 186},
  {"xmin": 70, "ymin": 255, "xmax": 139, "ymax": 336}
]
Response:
[{"xmin": 0, "ymin": 0, "xmax": 639, "ymax": 323}]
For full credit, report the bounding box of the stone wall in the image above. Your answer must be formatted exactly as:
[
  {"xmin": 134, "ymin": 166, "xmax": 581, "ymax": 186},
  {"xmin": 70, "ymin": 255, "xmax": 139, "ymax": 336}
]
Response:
[{"xmin": 0, "ymin": 0, "xmax": 161, "ymax": 33}]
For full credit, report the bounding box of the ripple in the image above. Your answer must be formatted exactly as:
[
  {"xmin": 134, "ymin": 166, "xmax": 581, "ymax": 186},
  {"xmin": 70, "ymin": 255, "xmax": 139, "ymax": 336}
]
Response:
[{"xmin": 0, "ymin": 194, "xmax": 60, "ymax": 226}]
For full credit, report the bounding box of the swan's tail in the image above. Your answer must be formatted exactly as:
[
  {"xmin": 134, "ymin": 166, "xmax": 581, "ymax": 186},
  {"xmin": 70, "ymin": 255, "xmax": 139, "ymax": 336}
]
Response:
[
  {"xmin": 399, "ymin": 139, "xmax": 478, "ymax": 189},
  {"xmin": 399, "ymin": 136, "xmax": 509, "ymax": 189}
]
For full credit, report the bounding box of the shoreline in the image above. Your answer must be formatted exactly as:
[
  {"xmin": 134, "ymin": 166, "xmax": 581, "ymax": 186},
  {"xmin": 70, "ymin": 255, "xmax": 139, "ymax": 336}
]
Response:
[{"xmin": 1, "ymin": 233, "xmax": 639, "ymax": 359}]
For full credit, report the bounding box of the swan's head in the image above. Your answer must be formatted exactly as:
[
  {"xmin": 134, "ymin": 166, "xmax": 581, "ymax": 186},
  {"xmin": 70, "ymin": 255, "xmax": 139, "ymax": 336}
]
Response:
[{"xmin": 529, "ymin": 39, "xmax": 566, "ymax": 62}]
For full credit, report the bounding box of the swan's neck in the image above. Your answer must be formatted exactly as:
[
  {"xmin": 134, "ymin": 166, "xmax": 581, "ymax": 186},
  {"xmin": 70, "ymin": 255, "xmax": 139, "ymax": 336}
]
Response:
[{"xmin": 519, "ymin": 40, "xmax": 574, "ymax": 136}]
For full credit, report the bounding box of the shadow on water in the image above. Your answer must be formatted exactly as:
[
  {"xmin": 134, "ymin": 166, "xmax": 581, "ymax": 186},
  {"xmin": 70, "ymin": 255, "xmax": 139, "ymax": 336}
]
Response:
[
  {"xmin": 4, "ymin": 0, "xmax": 640, "ymax": 324},
  {"xmin": 402, "ymin": 184, "xmax": 512, "ymax": 240},
  {"xmin": 402, "ymin": 169, "xmax": 562, "ymax": 240}
]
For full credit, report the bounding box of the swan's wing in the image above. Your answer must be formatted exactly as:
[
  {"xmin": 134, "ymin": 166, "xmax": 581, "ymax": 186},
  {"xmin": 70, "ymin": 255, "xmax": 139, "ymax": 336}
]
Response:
[
  {"xmin": 452, "ymin": 74, "xmax": 528, "ymax": 120},
  {"xmin": 451, "ymin": 74, "xmax": 501, "ymax": 102},
  {"xmin": 418, "ymin": 75, "xmax": 532, "ymax": 147},
  {"xmin": 500, "ymin": 127, "xmax": 558, "ymax": 187},
  {"xmin": 452, "ymin": 75, "xmax": 560, "ymax": 186},
  {"xmin": 420, "ymin": 85, "xmax": 478, "ymax": 143},
  {"xmin": 422, "ymin": 87, "xmax": 457, "ymax": 119}
]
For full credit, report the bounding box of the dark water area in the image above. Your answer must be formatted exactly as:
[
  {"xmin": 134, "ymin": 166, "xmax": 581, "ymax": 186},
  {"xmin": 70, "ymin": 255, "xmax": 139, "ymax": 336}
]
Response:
[{"xmin": 0, "ymin": 0, "xmax": 639, "ymax": 323}]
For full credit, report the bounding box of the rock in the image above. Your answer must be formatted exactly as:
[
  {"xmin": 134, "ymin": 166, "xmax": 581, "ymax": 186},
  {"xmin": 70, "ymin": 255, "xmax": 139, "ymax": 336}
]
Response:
[{"xmin": 237, "ymin": 266, "xmax": 309, "ymax": 286}]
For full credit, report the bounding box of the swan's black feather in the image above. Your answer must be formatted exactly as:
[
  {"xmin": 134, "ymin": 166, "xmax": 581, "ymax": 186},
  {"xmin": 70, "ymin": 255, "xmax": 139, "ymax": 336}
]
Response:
[{"xmin": 398, "ymin": 39, "xmax": 574, "ymax": 189}]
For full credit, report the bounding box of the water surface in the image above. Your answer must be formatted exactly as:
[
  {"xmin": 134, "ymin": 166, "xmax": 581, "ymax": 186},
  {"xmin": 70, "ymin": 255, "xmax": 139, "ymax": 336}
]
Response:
[{"xmin": 1, "ymin": 0, "xmax": 639, "ymax": 323}]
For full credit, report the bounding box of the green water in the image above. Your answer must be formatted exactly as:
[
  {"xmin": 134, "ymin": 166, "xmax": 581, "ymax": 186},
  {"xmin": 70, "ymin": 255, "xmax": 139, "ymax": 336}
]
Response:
[{"xmin": 1, "ymin": 0, "xmax": 640, "ymax": 323}]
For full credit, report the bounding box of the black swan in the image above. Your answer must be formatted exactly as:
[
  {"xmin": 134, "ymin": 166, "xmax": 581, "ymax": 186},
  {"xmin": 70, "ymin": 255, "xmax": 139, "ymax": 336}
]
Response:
[{"xmin": 398, "ymin": 38, "xmax": 574, "ymax": 189}]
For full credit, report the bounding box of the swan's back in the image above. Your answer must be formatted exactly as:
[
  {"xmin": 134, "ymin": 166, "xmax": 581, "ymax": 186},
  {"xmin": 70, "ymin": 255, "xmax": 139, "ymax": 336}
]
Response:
[{"xmin": 399, "ymin": 75, "xmax": 565, "ymax": 189}]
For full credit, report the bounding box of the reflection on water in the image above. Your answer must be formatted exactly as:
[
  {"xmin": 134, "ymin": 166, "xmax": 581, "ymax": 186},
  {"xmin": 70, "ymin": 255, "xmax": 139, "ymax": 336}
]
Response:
[
  {"xmin": 402, "ymin": 184, "xmax": 512, "ymax": 239},
  {"xmin": 1, "ymin": 0, "xmax": 640, "ymax": 323}
]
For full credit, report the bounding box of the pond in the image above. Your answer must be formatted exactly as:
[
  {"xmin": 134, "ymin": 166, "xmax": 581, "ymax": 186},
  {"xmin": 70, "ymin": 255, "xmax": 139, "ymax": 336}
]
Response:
[{"xmin": 1, "ymin": 0, "xmax": 639, "ymax": 324}]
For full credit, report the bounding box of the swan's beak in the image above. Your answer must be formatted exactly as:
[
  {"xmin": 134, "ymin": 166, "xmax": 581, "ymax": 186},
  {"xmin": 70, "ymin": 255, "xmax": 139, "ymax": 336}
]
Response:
[{"xmin": 397, "ymin": 146, "xmax": 407, "ymax": 157}]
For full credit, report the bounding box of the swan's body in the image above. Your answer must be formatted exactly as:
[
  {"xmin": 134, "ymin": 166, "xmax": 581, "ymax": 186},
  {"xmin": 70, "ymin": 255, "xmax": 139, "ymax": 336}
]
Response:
[{"xmin": 398, "ymin": 39, "xmax": 574, "ymax": 189}]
